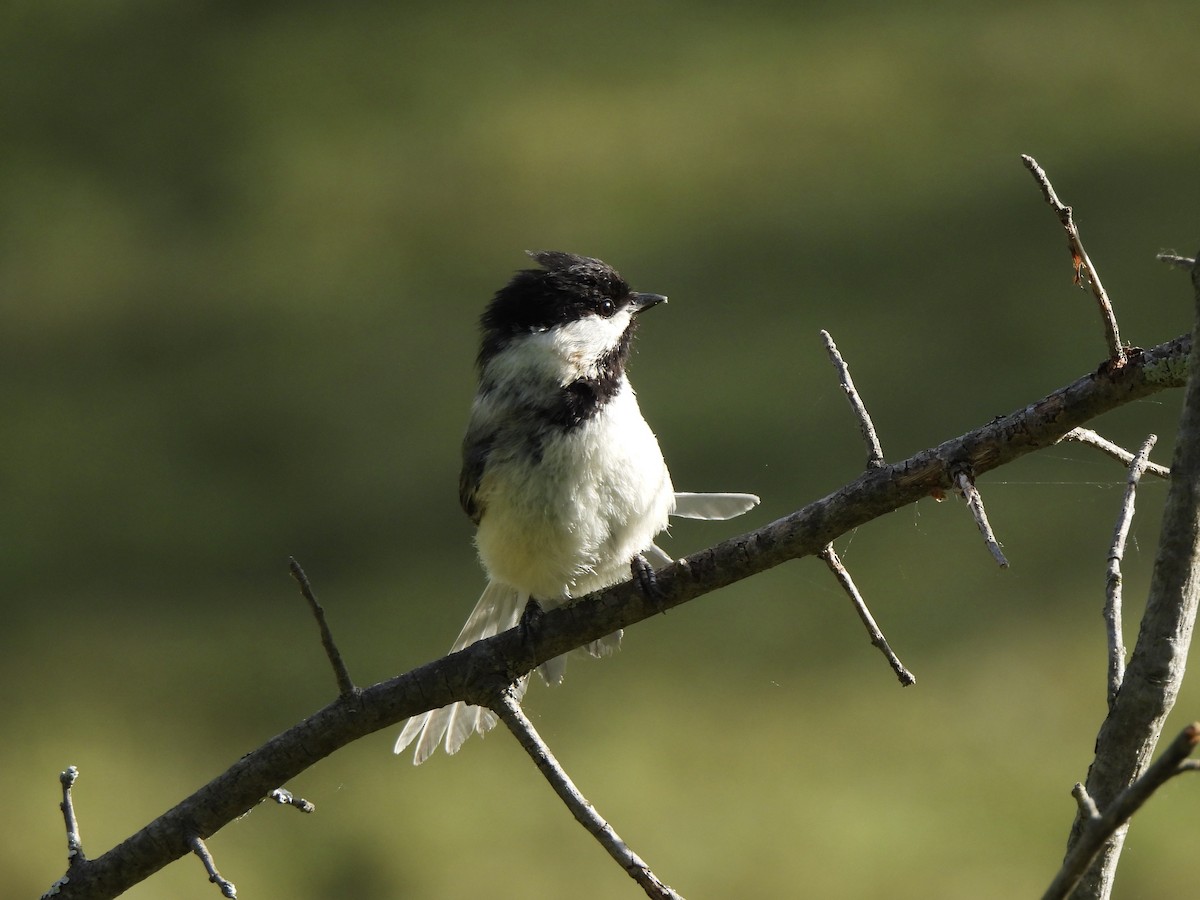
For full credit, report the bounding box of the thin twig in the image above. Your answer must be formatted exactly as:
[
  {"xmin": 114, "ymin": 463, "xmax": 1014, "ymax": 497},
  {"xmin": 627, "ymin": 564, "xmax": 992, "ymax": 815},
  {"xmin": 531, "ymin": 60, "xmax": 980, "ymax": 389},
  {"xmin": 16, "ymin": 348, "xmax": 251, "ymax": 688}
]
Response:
[
  {"xmin": 60, "ymin": 766, "xmax": 84, "ymax": 862},
  {"xmin": 1104, "ymin": 434, "xmax": 1157, "ymax": 710},
  {"xmin": 1059, "ymin": 428, "xmax": 1170, "ymax": 479},
  {"xmin": 288, "ymin": 557, "xmax": 357, "ymax": 697},
  {"xmin": 1071, "ymin": 782, "xmax": 1101, "ymax": 821},
  {"xmin": 268, "ymin": 787, "xmax": 315, "ymax": 814},
  {"xmin": 1156, "ymin": 251, "xmax": 1195, "ymax": 270},
  {"xmin": 820, "ymin": 330, "xmax": 885, "ymax": 468},
  {"xmin": 819, "ymin": 544, "xmax": 915, "ymax": 685},
  {"xmin": 39, "ymin": 767, "xmax": 85, "ymax": 899},
  {"xmin": 490, "ymin": 688, "xmax": 685, "ymax": 900},
  {"xmin": 1042, "ymin": 722, "xmax": 1200, "ymax": 900},
  {"xmin": 1021, "ymin": 154, "xmax": 1125, "ymax": 364},
  {"xmin": 189, "ymin": 836, "xmax": 237, "ymax": 899},
  {"xmin": 955, "ymin": 471, "xmax": 1009, "ymax": 568}
]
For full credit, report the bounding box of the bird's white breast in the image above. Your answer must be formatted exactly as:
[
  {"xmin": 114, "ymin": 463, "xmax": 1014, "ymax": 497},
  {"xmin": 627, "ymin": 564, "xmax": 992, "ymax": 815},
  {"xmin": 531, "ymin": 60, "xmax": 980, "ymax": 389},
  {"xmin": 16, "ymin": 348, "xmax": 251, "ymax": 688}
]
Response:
[{"xmin": 473, "ymin": 378, "xmax": 674, "ymax": 603}]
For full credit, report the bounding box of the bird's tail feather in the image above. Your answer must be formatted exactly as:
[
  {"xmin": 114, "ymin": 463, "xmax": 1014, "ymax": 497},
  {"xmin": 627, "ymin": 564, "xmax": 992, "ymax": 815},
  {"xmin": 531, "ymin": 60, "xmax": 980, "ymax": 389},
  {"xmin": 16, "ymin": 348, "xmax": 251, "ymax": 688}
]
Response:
[
  {"xmin": 671, "ymin": 491, "xmax": 760, "ymax": 520},
  {"xmin": 395, "ymin": 580, "xmax": 528, "ymax": 764}
]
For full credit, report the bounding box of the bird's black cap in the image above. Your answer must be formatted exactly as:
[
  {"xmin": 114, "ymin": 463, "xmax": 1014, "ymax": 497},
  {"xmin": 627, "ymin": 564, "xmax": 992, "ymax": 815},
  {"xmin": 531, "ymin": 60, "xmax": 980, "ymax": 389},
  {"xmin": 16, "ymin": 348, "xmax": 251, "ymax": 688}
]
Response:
[{"xmin": 478, "ymin": 251, "xmax": 661, "ymax": 370}]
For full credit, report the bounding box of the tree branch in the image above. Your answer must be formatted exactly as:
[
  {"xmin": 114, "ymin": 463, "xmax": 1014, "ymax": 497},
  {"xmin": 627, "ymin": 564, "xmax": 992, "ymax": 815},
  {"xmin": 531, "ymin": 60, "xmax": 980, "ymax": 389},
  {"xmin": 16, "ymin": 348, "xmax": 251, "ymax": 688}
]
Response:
[
  {"xmin": 1043, "ymin": 723, "xmax": 1200, "ymax": 900},
  {"xmin": 1061, "ymin": 263, "xmax": 1200, "ymax": 899},
  {"xmin": 490, "ymin": 689, "xmax": 684, "ymax": 900},
  {"xmin": 43, "ymin": 333, "xmax": 1191, "ymax": 899}
]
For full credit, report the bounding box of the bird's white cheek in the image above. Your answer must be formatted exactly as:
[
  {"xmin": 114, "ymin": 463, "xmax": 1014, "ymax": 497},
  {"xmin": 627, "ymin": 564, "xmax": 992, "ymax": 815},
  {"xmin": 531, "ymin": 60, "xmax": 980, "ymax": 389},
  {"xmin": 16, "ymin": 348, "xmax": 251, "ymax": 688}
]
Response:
[{"xmin": 549, "ymin": 312, "xmax": 633, "ymax": 376}]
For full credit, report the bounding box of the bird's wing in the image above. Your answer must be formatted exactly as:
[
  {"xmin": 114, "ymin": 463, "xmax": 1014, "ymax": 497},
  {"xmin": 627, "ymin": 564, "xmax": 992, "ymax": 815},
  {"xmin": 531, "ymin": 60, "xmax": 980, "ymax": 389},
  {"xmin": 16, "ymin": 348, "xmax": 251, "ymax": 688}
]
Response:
[
  {"xmin": 670, "ymin": 492, "xmax": 760, "ymax": 520},
  {"xmin": 395, "ymin": 580, "xmax": 527, "ymax": 764},
  {"xmin": 458, "ymin": 428, "xmax": 495, "ymax": 524}
]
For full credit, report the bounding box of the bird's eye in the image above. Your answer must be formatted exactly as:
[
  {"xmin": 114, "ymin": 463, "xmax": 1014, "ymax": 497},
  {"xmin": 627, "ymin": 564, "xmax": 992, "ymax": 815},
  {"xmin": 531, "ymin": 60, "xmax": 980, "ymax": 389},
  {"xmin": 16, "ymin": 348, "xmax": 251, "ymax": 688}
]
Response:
[{"xmin": 597, "ymin": 298, "xmax": 616, "ymax": 317}]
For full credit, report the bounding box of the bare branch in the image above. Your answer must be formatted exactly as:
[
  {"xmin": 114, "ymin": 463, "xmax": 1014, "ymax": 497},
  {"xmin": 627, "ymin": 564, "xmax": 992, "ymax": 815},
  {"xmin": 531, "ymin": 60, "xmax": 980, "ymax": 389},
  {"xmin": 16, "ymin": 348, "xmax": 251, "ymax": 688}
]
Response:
[
  {"xmin": 1021, "ymin": 155, "xmax": 1125, "ymax": 363},
  {"xmin": 288, "ymin": 557, "xmax": 357, "ymax": 698},
  {"xmin": 1062, "ymin": 261, "xmax": 1200, "ymax": 898},
  {"xmin": 1059, "ymin": 428, "xmax": 1170, "ymax": 479},
  {"xmin": 189, "ymin": 836, "xmax": 237, "ymax": 899},
  {"xmin": 819, "ymin": 544, "xmax": 914, "ymax": 685},
  {"xmin": 490, "ymin": 689, "xmax": 684, "ymax": 900},
  {"xmin": 954, "ymin": 471, "xmax": 1009, "ymax": 568},
  {"xmin": 1103, "ymin": 434, "xmax": 1157, "ymax": 709},
  {"xmin": 1043, "ymin": 723, "xmax": 1200, "ymax": 900},
  {"xmin": 820, "ymin": 329, "xmax": 885, "ymax": 468},
  {"xmin": 42, "ymin": 334, "xmax": 1191, "ymax": 900}
]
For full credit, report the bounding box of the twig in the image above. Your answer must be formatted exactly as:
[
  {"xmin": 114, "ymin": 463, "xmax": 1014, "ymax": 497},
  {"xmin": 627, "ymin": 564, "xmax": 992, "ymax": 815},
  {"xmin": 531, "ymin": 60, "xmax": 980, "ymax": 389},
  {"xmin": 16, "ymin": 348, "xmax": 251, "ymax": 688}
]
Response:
[
  {"xmin": 1021, "ymin": 154, "xmax": 1125, "ymax": 364},
  {"xmin": 288, "ymin": 557, "xmax": 357, "ymax": 698},
  {"xmin": 39, "ymin": 767, "xmax": 85, "ymax": 898},
  {"xmin": 1156, "ymin": 251, "xmax": 1195, "ymax": 270},
  {"xmin": 489, "ymin": 688, "xmax": 685, "ymax": 900},
  {"xmin": 1059, "ymin": 428, "xmax": 1170, "ymax": 479},
  {"xmin": 1042, "ymin": 723, "xmax": 1200, "ymax": 900},
  {"xmin": 819, "ymin": 544, "xmax": 915, "ymax": 685},
  {"xmin": 1104, "ymin": 434, "xmax": 1157, "ymax": 710},
  {"xmin": 59, "ymin": 766, "xmax": 84, "ymax": 864},
  {"xmin": 1071, "ymin": 783, "xmax": 1101, "ymax": 821},
  {"xmin": 820, "ymin": 330, "xmax": 885, "ymax": 468},
  {"xmin": 954, "ymin": 471, "xmax": 1009, "ymax": 568},
  {"xmin": 189, "ymin": 836, "xmax": 237, "ymax": 899},
  {"xmin": 268, "ymin": 787, "xmax": 315, "ymax": 814}
]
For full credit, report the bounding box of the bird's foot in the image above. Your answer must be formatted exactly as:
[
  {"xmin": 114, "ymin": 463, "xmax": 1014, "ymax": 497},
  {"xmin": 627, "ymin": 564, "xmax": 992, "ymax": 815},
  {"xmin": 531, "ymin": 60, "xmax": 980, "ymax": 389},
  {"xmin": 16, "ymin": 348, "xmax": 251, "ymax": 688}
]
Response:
[
  {"xmin": 630, "ymin": 553, "xmax": 666, "ymax": 613},
  {"xmin": 518, "ymin": 597, "xmax": 545, "ymax": 636}
]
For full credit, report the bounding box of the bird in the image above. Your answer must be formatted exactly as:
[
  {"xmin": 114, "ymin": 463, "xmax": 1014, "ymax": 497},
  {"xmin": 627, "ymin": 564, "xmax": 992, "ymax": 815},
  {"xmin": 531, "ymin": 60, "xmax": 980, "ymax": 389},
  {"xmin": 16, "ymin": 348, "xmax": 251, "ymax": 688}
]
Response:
[{"xmin": 395, "ymin": 250, "xmax": 758, "ymax": 764}]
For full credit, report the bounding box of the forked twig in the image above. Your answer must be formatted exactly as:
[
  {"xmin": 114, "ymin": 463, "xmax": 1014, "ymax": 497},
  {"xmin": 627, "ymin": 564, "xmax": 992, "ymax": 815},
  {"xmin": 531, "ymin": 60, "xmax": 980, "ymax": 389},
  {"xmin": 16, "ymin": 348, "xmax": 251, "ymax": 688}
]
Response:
[
  {"xmin": 490, "ymin": 689, "xmax": 685, "ymax": 900},
  {"xmin": 1021, "ymin": 154, "xmax": 1125, "ymax": 363},
  {"xmin": 1042, "ymin": 723, "xmax": 1200, "ymax": 900},
  {"xmin": 819, "ymin": 544, "xmax": 914, "ymax": 685}
]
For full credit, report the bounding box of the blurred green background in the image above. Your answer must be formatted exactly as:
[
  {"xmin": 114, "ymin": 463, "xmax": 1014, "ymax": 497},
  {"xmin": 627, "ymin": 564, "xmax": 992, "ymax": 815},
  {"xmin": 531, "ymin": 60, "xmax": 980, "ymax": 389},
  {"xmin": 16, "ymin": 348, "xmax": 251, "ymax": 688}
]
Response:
[{"xmin": 4, "ymin": 2, "xmax": 1198, "ymax": 897}]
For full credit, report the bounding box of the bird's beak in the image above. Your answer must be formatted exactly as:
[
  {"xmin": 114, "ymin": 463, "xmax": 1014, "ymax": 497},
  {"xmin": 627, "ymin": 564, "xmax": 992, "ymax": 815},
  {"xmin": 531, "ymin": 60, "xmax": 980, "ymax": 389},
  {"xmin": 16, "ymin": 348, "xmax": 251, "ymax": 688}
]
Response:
[{"xmin": 630, "ymin": 292, "xmax": 668, "ymax": 314}]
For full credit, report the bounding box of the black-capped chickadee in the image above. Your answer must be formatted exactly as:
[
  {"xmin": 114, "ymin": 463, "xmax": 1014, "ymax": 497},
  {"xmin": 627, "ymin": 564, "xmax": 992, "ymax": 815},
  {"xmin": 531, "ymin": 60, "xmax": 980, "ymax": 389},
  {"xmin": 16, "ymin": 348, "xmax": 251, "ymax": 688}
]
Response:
[{"xmin": 395, "ymin": 251, "xmax": 758, "ymax": 764}]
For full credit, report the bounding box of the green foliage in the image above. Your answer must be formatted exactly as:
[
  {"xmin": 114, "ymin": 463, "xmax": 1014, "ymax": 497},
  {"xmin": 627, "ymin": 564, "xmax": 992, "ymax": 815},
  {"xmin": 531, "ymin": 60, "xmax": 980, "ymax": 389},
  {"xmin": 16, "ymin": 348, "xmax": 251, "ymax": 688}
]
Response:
[{"xmin": 3, "ymin": 2, "xmax": 1198, "ymax": 897}]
